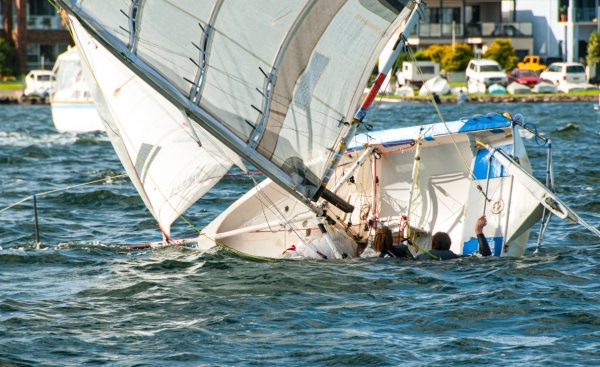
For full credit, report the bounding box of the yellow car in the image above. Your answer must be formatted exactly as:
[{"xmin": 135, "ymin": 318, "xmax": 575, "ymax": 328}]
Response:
[{"xmin": 516, "ymin": 56, "xmax": 547, "ymax": 73}]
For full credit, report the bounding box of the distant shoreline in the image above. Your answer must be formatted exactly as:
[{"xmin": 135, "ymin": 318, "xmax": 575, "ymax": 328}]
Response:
[{"xmin": 379, "ymin": 93, "xmax": 600, "ymax": 104}]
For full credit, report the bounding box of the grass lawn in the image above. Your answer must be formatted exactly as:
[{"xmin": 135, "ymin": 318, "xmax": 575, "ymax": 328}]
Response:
[{"xmin": 0, "ymin": 81, "xmax": 22, "ymax": 90}]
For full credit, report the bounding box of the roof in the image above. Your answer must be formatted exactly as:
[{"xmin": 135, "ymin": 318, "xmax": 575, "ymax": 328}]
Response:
[
  {"xmin": 469, "ymin": 59, "xmax": 501, "ymax": 65},
  {"xmin": 26, "ymin": 70, "xmax": 54, "ymax": 76}
]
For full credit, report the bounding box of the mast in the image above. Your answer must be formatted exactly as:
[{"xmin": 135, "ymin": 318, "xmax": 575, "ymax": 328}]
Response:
[{"xmin": 318, "ymin": 0, "xmax": 424, "ymax": 198}]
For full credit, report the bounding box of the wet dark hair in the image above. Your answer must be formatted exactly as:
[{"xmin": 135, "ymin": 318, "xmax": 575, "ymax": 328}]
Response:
[
  {"xmin": 373, "ymin": 227, "xmax": 393, "ymax": 254},
  {"xmin": 431, "ymin": 232, "xmax": 451, "ymax": 250}
]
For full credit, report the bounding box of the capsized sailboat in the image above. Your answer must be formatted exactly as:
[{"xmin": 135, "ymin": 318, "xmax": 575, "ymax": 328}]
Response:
[
  {"xmin": 51, "ymin": 46, "xmax": 104, "ymax": 133},
  {"xmin": 56, "ymin": 0, "xmax": 598, "ymax": 258}
]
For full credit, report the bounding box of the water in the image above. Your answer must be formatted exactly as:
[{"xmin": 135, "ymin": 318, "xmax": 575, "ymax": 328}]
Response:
[{"xmin": 1, "ymin": 103, "xmax": 599, "ymax": 366}]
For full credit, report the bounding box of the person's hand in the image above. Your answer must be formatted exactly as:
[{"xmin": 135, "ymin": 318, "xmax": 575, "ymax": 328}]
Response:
[{"xmin": 475, "ymin": 215, "xmax": 487, "ymax": 235}]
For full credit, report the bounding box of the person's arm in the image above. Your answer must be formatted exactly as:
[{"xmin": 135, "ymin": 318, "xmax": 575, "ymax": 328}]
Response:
[{"xmin": 475, "ymin": 216, "xmax": 492, "ymax": 256}]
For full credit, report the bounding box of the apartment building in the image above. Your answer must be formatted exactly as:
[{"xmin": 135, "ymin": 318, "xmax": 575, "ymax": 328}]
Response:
[
  {"xmin": 1, "ymin": 0, "xmax": 71, "ymax": 74},
  {"xmin": 407, "ymin": 0, "xmax": 535, "ymax": 58},
  {"xmin": 516, "ymin": 0, "xmax": 598, "ymax": 63}
]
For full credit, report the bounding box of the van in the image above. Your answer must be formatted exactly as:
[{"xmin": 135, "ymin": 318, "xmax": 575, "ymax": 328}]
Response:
[{"xmin": 396, "ymin": 61, "xmax": 440, "ymax": 87}]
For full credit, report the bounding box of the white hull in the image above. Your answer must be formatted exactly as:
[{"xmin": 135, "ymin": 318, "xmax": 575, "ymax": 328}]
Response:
[
  {"xmin": 197, "ymin": 115, "xmax": 555, "ymax": 260},
  {"xmin": 51, "ymin": 101, "xmax": 104, "ymax": 133}
]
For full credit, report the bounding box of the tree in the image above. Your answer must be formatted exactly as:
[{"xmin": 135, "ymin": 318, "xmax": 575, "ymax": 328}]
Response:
[
  {"xmin": 423, "ymin": 44, "xmax": 448, "ymax": 64},
  {"xmin": 482, "ymin": 39, "xmax": 519, "ymax": 70},
  {"xmin": 587, "ymin": 32, "xmax": 600, "ymax": 65},
  {"xmin": 441, "ymin": 44, "xmax": 474, "ymax": 71},
  {"xmin": 0, "ymin": 38, "xmax": 15, "ymax": 76}
]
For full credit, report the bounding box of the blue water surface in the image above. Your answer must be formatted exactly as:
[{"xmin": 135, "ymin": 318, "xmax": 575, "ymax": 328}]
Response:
[{"xmin": 0, "ymin": 102, "xmax": 599, "ymax": 366}]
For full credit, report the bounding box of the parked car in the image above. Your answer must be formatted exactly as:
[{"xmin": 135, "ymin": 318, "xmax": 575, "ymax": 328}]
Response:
[
  {"xmin": 539, "ymin": 62, "xmax": 587, "ymax": 85},
  {"xmin": 466, "ymin": 59, "xmax": 508, "ymax": 86},
  {"xmin": 23, "ymin": 70, "xmax": 55, "ymax": 97},
  {"xmin": 516, "ymin": 55, "xmax": 546, "ymax": 72},
  {"xmin": 508, "ymin": 68, "xmax": 541, "ymax": 87},
  {"xmin": 396, "ymin": 61, "xmax": 440, "ymax": 87}
]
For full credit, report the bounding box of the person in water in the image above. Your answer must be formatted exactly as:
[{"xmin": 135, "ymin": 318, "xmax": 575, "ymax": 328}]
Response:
[
  {"xmin": 457, "ymin": 88, "xmax": 469, "ymax": 105},
  {"xmin": 415, "ymin": 216, "xmax": 491, "ymax": 260},
  {"xmin": 373, "ymin": 226, "xmax": 413, "ymax": 259}
]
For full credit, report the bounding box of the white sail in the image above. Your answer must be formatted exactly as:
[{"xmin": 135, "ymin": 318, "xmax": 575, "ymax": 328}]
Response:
[
  {"xmin": 57, "ymin": 0, "xmax": 418, "ymax": 207},
  {"xmin": 72, "ymin": 17, "xmax": 243, "ymax": 236}
]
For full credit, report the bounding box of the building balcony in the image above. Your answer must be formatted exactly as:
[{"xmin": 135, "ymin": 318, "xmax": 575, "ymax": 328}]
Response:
[
  {"xmin": 416, "ymin": 21, "xmax": 532, "ymax": 39},
  {"xmin": 27, "ymin": 15, "xmax": 65, "ymax": 30},
  {"xmin": 575, "ymin": 7, "xmax": 597, "ymax": 23}
]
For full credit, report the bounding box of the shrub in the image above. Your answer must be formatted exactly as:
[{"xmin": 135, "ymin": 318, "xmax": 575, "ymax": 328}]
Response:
[
  {"xmin": 587, "ymin": 32, "xmax": 600, "ymax": 65},
  {"xmin": 423, "ymin": 44, "xmax": 447, "ymax": 64},
  {"xmin": 482, "ymin": 39, "xmax": 519, "ymax": 70},
  {"xmin": 441, "ymin": 44, "xmax": 474, "ymax": 71}
]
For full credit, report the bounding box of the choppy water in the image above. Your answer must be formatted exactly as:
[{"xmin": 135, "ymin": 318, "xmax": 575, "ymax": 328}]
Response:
[{"xmin": 1, "ymin": 103, "xmax": 599, "ymax": 366}]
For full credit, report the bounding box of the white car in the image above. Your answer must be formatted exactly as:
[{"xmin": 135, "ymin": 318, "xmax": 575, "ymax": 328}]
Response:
[
  {"xmin": 539, "ymin": 62, "xmax": 587, "ymax": 85},
  {"xmin": 466, "ymin": 59, "xmax": 508, "ymax": 86},
  {"xmin": 23, "ymin": 70, "xmax": 55, "ymax": 97}
]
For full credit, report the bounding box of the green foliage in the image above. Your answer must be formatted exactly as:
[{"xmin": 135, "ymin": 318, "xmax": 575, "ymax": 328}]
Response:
[
  {"xmin": 482, "ymin": 39, "xmax": 519, "ymax": 70},
  {"xmin": 441, "ymin": 44, "xmax": 474, "ymax": 71},
  {"xmin": 587, "ymin": 32, "xmax": 600, "ymax": 65},
  {"xmin": 423, "ymin": 44, "xmax": 447, "ymax": 64},
  {"xmin": 0, "ymin": 38, "xmax": 15, "ymax": 76}
]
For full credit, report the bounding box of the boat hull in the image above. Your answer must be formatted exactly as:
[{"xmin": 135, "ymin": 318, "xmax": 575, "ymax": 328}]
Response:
[
  {"xmin": 197, "ymin": 115, "xmax": 549, "ymax": 259},
  {"xmin": 51, "ymin": 101, "xmax": 104, "ymax": 133}
]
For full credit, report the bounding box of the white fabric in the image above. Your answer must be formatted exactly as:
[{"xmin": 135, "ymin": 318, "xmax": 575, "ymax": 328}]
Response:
[
  {"xmin": 72, "ymin": 17, "xmax": 239, "ymax": 234},
  {"xmin": 63, "ymin": 0, "xmax": 414, "ymax": 202}
]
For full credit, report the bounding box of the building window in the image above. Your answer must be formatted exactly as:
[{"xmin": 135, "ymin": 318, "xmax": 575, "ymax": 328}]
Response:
[
  {"xmin": 27, "ymin": 43, "xmax": 68, "ymax": 70},
  {"xmin": 29, "ymin": 0, "xmax": 55, "ymax": 16},
  {"xmin": 574, "ymin": 0, "xmax": 597, "ymax": 22}
]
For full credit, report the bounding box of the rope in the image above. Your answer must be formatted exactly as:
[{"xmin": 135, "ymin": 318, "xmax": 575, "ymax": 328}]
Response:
[
  {"xmin": 0, "ymin": 174, "xmax": 128, "ymax": 213},
  {"xmin": 405, "ymin": 47, "xmax": 491, "ymax": 203}
]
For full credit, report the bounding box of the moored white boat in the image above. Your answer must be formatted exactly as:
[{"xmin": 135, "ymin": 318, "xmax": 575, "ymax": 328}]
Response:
[
  {"xmin": 507, "ymin": 82, "xmax": 530, "ymax": 95},
  {"xmin": 418, "ymin": 75, "xmax": 450, "ymax": 96},
  {"xmin": 51, "ymin": 46, "xmax": 103, "ymax": 133},
  {"xmin": 531, "ymin": 82, "xmax": 557, "ymax": 94}
]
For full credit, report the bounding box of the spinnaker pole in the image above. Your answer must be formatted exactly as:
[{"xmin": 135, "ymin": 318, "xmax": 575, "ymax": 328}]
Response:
[{"xmin": 317, "ymin": 0, "xmax": 424, "ymax": 198}]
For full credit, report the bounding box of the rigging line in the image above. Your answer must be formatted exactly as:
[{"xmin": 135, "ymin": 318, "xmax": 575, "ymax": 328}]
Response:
[
  {"xmin": 201, "ymin": 75, "xmax": 346, "ymax": 129},
  {"xmin": 0, "ymin": 174, "xmax": 128, "ymax": 214},
  {"xmin": 406, "ymin": 46, "xmax": 490, "ymax": 201},
  {"xmin": 248, "ymin": 175, "xmax": 320, "ymax": 252}
]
